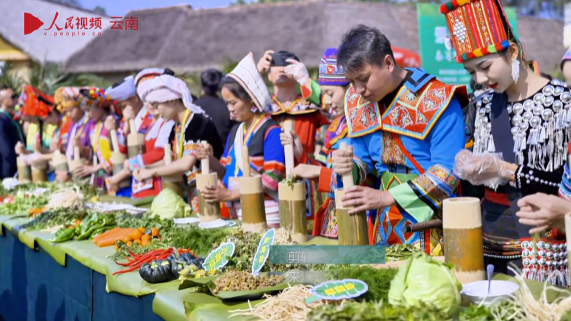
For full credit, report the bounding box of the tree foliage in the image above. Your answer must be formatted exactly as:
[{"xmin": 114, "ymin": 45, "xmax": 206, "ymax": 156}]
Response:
[{"xmin": 0, "ymin": 62, "xmax": 111, "ymax": 96}]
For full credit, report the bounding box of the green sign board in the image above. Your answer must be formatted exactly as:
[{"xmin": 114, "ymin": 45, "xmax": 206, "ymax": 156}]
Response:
[
  {"xmin": 251, "ymin": 228, "xmax": 276, "ymax": 275},
  {"xmin": 417, "ymin": 3, "xmax": 518, "ymax": 87},
  {"xmin": 203, "ymin": 242, "xmax": 235, "ymax": 272},
  {"xmin": 306, "ymin": 279, "xmax": 368, "ymax": 303}
]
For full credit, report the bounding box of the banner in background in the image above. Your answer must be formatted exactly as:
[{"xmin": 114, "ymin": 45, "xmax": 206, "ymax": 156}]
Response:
[{"xmin": 417, "ymin": 3, "xmax": 517, "ymax": 87}]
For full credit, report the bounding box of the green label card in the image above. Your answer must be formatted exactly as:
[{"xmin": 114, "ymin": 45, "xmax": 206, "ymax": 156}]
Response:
[
  {"xmin": 306, "ymin": 279, "xmax": 368, "ymax": 302},
  {"xmin": 202, "ymin": 242, "xmax": 235, "ymax": 272},
  {"xmin": 251, "ymin": 228, "xmax": 275, "ymax": 275}
]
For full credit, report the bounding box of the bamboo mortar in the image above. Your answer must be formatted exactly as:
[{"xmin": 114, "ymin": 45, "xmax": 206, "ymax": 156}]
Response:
[
  {"xmin": 443, "ymin": 197, "xmax": 485, "ymax": 284},
  {"xmin": 278, "ymin": 181, "xmax": 307, "ymax": 243},
  {"xmin": 239, "ymin": 145, "xmax": 267, "ymax": 233},
  {"xmin": 52, "ymin": 150, "xmax": 69, "ymax": 173},
  {"xmin": 127, "ymin": 119, "xmax": 145, "ymax": 158},
  {"xmin": 196, "ymin": 141, "xmax": 220, "ymax": 222},
  {"xmin": 17, "ymin": 157, "xmax": 31, "ymax": 183},
  {"xmin": 335, "ymin": 142, "xmax": 369, "ymax": 245},
  {"xmin": 278, "ymin": 123, "xmax": 307, "ymax": 242},
  {"xmin": 161, "ymin": 143, "xmax": 182, "ymax": 195},
  {"xmin": 110, "ymin": 129, "xmax": 130, "ymax": 188},
  {"xmin": 31, "ymin": 160, "xmax": 48, "ymax": 183}
]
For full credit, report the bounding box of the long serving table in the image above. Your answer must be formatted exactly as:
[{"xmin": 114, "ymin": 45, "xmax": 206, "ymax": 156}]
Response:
[{"xmin": 1, "ymin": 195, "xmax": 570, "ymax": 321}]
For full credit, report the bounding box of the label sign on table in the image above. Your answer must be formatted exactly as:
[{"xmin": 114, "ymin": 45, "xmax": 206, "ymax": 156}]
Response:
[
  {"xmin": 306, "ymin": 279, "xmax": 368, "ymax": 303},
  {"xmin": 202, "ymin": 242, "xmax": 235, "ymax": 272},
  {"xmin": 251, "ymin": 228, "xmax": 275, "ymax": 275}
]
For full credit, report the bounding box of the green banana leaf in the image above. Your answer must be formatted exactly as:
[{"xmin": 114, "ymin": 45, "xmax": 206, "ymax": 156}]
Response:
[
  {"xmin": 179, "ymin": 275, "xmax": 219, "ymax": 290},
  {"xmin": 153, "ymin": 289, "xmax": 221, "ymax": 321},
  {"xmin": 207, "ymin": 281, "xmax": 290, "ymax": 302}
]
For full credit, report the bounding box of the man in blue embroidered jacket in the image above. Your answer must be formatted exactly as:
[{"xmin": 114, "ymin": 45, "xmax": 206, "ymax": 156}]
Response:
[{"xmin": 331, "ymin": 25, "xmax": 468, "ymax": 255}]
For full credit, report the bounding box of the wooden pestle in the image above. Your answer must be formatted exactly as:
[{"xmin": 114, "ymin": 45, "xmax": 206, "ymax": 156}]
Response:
[
  {"xmin": 283, "ymin": 120, "xmax": 294, "ymax": 177},
  {"xmin": 242, "ymin": 146, "xmax": 251, "ymax": 177}
]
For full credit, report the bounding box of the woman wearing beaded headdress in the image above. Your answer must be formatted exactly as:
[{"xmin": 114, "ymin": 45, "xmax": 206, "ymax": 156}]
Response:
[{"xmin": 442, "ymin": 0, "xmax": 571, "ymax": 281}]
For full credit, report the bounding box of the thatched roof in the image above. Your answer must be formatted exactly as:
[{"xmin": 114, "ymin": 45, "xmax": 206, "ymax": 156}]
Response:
[
  {"xmin": 65, "ymin": 0, "xmax": 566, "ymax": 74},
  {"xmin": 0, "ymin": 0, "xmax": 111, "ymax": 64}
]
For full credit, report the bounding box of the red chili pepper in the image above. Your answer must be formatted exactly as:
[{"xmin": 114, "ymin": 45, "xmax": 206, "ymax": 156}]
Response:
[
  {"xmin": 127, "ymin": 248, "xmax": 140, "ymax": 259},
  {"xmin": 112, "ymin": 265, "xmax": 141, "ymax": 275}
]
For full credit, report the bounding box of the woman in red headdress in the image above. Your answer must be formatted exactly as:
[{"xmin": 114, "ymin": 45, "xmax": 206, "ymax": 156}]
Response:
[{"xmin": 442, "ymin": 0, "xmax": 571, "ymax": 281}]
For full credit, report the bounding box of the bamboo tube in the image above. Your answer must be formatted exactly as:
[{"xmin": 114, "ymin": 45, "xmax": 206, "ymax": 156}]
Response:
[
  {"xmin": 109, "ymin": 129, "xmax": 130, "ymax": 188},
  {"xmin": 278, "ymin": 181, "xmax": 307, "ymax": 243},
  {"xmin": 69, "ymin": 147, "xmax": 83, "ymax": 173},
  {"xmin": 127, "ymin": 119, "xmax": 144, "ymax": 158},
  {"xmin": 161, "ymin": 143, "xmax": 182, "ymax": 196},
  {"xmin": 443, "ymin": 197, "xmax": 485, "ymax": 284},
  {"xmin": 239, "ymin": 145, "xmax": 267, "ymax": 233},
  {"xmin": 196, "ymin": 141, "xmax": 220, "ymax": 222},
  {"xmin": 17, "ymin": 157, "xmax": 31, "ymax": 183},
  {"xmin": 278, "ymin": 122, "xmax": 307, "ymax": 242},
  {"xmin": 31, "ymin": 159, "xmax": 48, "ymax": 183},
  {"xmin": 335, "ymin": 142, "xmax": 369, "ymax": 245},
  {"xmin": 52, "ymin": 150, "xmax": 69, "ymax": 173}
]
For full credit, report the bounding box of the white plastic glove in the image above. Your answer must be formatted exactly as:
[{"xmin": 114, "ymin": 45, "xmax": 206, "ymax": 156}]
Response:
[
  {"xmin": 453, "ymin": 150, "xmax": 512, "ymax": 189},
  {"xmin": 284, "ymin": 59, "xmax": 309, "ymax": 85}
]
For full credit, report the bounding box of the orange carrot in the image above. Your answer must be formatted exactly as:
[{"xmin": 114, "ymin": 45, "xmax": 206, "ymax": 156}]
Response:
[{"xmin": 92, "ymin": 227, "xmax": 122, "ymax": 243}]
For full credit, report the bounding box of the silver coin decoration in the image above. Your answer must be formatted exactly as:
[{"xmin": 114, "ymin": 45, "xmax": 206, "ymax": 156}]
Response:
[
  {"xmin": 534, "ymin": 93, "xmax": 545, "ymax": 104},
  {"xmin": 543, "ymin": 85, "xmax": 555, "ymax": 96},
  {"xmin": 485, "ymin": 123, "xmax": 492, "ymax": 131},
  {"xmin": 512, "ymin": 114, "xmax": 522, "ymax": 126},
  {"xmin": 507, "ymin": 105, "xmax": 513, "ymax": 114},
  {"xmin": 479, "ymin": 108, "xmax": 486, "ymax": 115},
  {"xmin": 544, "ymin": 96, "xmax": 554, "ymax": 106},
  {"xmin": 542, "ymin": 108, "xmax": 554, "ymax": 121},
  {"xmin": 511, "ymin": 126, "xmax": 519, "ymax": 135},
  {"xmin": 520, "ymin": 122, "xmax": 529, "ymax": 131},
  {"xmin": 483, "ymin": 95, "xmax": 492, "ymax": 103},
  {"xmin": 513, "ymin": 103, "xmax": 524, "ymax": 115},
  {"xmin": 523, "ymin": 100, "xmax": 534, "ymax": 111},
  {"xmin": 562, "ymin": 92, "xmax": 571, "ymax": 103},
  {"xmin": 552, "ymin": 79, "xmax": 562, "ymax": 86},
  {"xmin": 523, "ymin": 111, "xmax": 533, "ymax": 121},
  {"xmin": 533, "ymin": 105, "xmax": 544, "ymax": 116},
  {"xmin": 530, "ymin": 116, "xmax": 541, "ymax": 128},
  {"xmin": 554, "ymin": 86, "xmax": 564, "ymax": 96},
  {"xmin": 553, "ymin": 100, "xmax": 563, "ymax": 112},
  {"xmin": 522, "ymin": 241, "xmax": 529, "ymax": 248}
]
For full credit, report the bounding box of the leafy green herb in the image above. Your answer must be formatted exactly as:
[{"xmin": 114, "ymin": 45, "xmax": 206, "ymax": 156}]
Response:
[
  {"xmin": 326, "ymin": 266, "xmax": 398, "ymax": 302},
  {"xmin": 19, "ymin": 208, "xmax": 88, "ymax": 231},
  {"xmin": 307, "ymin": 301, "xmax": 449, "ymax": 321},
  {"xmin": 167, "ymin": 225, "xmax": 231, "ymax": 256},
  {"xmin": 385, "ymin": 244, "xmax": 419, "ymax": 262}
]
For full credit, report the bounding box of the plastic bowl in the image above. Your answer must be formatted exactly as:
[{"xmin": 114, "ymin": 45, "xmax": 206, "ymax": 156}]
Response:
[{"xmin": 461, "ymin": 280, "xmax": 519, "ymax": 306}]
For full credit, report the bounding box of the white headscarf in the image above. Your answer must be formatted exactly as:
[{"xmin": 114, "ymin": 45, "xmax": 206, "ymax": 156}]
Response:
[
  {"xmin": 137, "ymin": 75, "xmax": 205, "ymax": 115},
  {"xmin": 227, "ymin": 53, "xmax": 271, "ymax": 112},
  {"xmin": 106, "ymin": 76, "xmax": 136, "ymax": 102}
]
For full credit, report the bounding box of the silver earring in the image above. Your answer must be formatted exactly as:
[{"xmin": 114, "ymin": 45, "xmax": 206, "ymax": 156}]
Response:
[
  {"xmin": 511, "ymin": 59, "xmax": 520, "ymax": 84},
  {"xmin": 250, "ymin": 106, "xmax": 258, "ymax": 113}
]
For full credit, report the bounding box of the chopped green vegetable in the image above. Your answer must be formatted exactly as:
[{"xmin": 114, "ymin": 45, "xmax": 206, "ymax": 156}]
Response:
[
  {"xmin": 326, "ymin": 266, "xmax": 399, "ymax": 302},
  {"xmin": 307, "ymin": 301, "xmax": 450, "ymax": 321}
]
